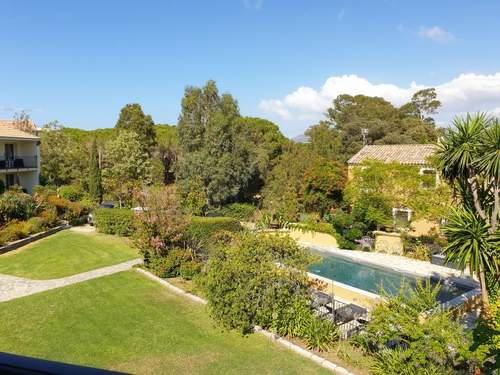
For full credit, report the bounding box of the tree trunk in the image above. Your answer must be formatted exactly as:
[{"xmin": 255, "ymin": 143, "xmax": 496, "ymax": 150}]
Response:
[{"xmin": 478, "ymin": 266, "xmax": 490, "ymax": 315}]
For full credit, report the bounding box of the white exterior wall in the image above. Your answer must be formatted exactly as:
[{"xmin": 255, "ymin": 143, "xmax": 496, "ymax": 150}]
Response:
[{"xmin": 0, "ymin": 139, "xmax": 40, "ymax": 194}]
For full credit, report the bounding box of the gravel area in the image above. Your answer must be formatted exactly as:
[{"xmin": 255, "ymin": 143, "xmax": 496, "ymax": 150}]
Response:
[{"xmin": 0, "ymin": 259, "xmax": 142, "ymax": 302}]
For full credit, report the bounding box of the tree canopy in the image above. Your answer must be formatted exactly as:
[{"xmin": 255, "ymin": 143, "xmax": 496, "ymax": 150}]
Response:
[
  {"xmin": 177, "ymin": 80, "xmax": 285, "ymax": 206},
  {"xmin": 324, "ymin": 88, "xmax": 442, "ymax": 159},
  {"xmin": 115, "ymin": 103, "xmax": 156, "ymax": 151}
]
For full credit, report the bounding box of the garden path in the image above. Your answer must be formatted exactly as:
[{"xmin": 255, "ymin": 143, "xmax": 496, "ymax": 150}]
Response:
[{"xmin": 0, "ymin": 258, "xmax": 142, "ymax": 302}]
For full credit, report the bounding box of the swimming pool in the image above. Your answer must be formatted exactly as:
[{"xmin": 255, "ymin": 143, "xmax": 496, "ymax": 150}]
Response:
[{"xmin": 308, "ymin": 251, "xmax": 473, "ymax": 303}]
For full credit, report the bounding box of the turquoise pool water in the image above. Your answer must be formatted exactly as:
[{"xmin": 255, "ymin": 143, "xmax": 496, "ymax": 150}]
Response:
[{"xmin": 308, "ymin": 252, "xmax": 472, "ymax": 303}]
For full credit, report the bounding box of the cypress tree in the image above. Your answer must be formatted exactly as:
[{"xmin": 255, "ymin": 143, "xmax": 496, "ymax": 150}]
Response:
[{"xmin": 88, "ymin": 138, "xmax": 103, "ymax": 203}]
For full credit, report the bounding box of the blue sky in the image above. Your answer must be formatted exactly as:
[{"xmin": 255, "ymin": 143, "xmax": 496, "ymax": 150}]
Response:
[{"xmin": 1, "ymin": 0, "xmax": 499, "ymax": 137}]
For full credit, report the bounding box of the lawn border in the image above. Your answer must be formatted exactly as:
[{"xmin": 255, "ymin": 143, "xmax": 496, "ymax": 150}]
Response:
[
  {"xmin": 135, "ymin": 267, "xmax": 355, "ymax": 375},
  {"xmin": 0, "ymin": 224, "xmax": 71, "ymax": 255}
]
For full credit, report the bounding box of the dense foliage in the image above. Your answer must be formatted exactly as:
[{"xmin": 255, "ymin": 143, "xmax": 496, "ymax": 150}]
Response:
[
  {"xmin": 346, "ymin": 160, "xmax": 452, "ymax": 223},
  {"xmin": 354, "ymin": 282, "xmax": 478, "ymax": 374},
  {"xmin": 185, "ymin": 216, "xmax": 242, "ymax": 251},
  {"xmin": 326, "ymin": 89, "xmax": 442, "ymax": 159},
  {"xmin": 177, "ymin": 81, "xmax": 253, "ymax": 205},
  {"xmin": 115, "ymin": 103, "xmax": 156, "ymax": 152},
  {"xmin": 93, "ymin": 208, "xmax": 135, "ymax": 236},
  {"xmin": 435, "ymin": 113, "xmax": 500, "ymax": 311},
  {"xmin": 102, "ymin": 131, "xmax": 154, "ymax": 207},
  {"xmin": 88, "ymin": 138, "xmax": 103, "ymax": 202},
  {"xmin": 0, "ymin": 187, "xmax": 89, "ymax": 245},
  {"xmin": 201, "ymin": 232, "xmax": 338, "ymax": 350},
  {"xmin": 209, "ymin": 203, "xmax": 257, "ymax": 221}
]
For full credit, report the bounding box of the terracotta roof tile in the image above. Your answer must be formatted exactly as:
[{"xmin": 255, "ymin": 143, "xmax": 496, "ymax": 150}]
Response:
[
  {"xmin": 347, "ymin": 144, "xmax": 436, "ymax": 165},
  {"xmin": 0, "ymin": 120, "xmax": 40, "ymax": 140}
]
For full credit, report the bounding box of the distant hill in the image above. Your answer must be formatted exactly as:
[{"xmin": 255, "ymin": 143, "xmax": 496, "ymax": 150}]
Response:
[{"xmin": 292, "ymin": 134, "xmax": 309, "ymax": 143}]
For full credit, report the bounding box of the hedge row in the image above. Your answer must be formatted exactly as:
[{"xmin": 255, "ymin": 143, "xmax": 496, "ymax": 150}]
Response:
[
  {"xmin": 210, "ymin": 203, "xmax": 257, "ymax": 221},
  {"xmin": 93, "ymin": 208, "xmax": 135, "ymax": 236},
  {"xmin": 185, "ymin": 216, "xmax": 242, "ymax": 246}
]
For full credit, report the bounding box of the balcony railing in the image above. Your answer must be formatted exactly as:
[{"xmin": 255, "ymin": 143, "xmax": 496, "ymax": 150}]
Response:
[{"xmin": 0, "ymin": 156, "xmax": 37, "ymax": 170}]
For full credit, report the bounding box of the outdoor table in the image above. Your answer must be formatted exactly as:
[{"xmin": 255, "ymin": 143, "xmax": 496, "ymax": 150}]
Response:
[{"xmin": 333, "ymin": 303, "xmax": 367, "ymax": 324}]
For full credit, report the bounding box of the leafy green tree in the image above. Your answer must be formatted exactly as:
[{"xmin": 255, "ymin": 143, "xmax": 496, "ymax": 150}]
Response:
[
  {"xmin": 40, "ymin": 121, "xmax": 88, "ymax": 186},
  {"xmin": 262, "ymin": 142, "xmax": 315, "ymax": 220},
  {"xmin": 115, "ymin": 103, "xmax": 156, "ymax": 151},
  {"xmin": 325, "ymin": 91, "xmax": 441, "ymax": 159},
  {"xmin": 133, "ymin": 185, "xmax": 189, "ymax": 264},
  {"xmin": 177, "ymin": 81, "xmax": 253, "ymax": 205},
  {"xmin": 102, "ymin": 131, "xmax": 153, "ymax": 207},
  {"xmin": 435, "ymin": 113, "xmax": 500, "ymax": 310},
  {"xmin": 302, "ymin": 158, "xmax": 346, "ymax": 216},
  {"xmin": 407, "ymin": 88, "xmax": 441, "ymax": 123},
  {"xmin": 201, "ymin": 233, "xmax": 315, "ymax": 334},
  {"xmin": 304, "ymin": 121, "xmax": 342, "ymax": 160},
  {"xmin": 154, "ymin": 124, "xmax": 179, "ymax": 184},
  {"xmin": 234, "ymin": 117, "xmax": 286, "ymax": 197},
  {"xmin": 88, "ymin": 138, "xmax": 103, "ymax": 202}
]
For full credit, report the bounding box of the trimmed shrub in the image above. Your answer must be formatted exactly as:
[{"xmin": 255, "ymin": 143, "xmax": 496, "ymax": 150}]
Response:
[
  {"xmin": 293, "ymin": 222, "xmax": 337, "ymax": 237},
  {"xmin": 0, "ymin": 220, "xmax": 30, "ymax": 244},
  {"xmin": 62, "ymin": 201, "xmax": 86, "ymax": 224},
  {"xmin": 213, "ymin": 203, "xmax": 257, "ymax": 221},
  {"xmin": 26, "ymin": 217, "xmax": 48, "ymax": 234},
  {"xmin": 93, "ymin": 208, "xmax": 134, "ymax": 236},
  {"xmin": 0, "ymin": 190, "xmax": 37, "ymax": 225},
  {"xmin": 185, "ymin": 216, "xmax": 242, "ymax": 249},
  {"xmin": 149, "ymin": 249, "xmax": 192, "ymax": 278},
  {"xmin": 39, "ymin": 208, "xmax": 59, "ymax": 228},
  {"xmin": 58, "ymin": 185, "xmax": 84, "ymax": 202},
  {"xmin": 179, "ymin": 260, "xmax": 202, "ymax": 280}
]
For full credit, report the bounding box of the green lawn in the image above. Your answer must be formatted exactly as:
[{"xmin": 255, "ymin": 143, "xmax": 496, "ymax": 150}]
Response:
[
  {"xmin": 0, "ymin": 271, "xmax": 327, "ymax": 374},
  {"xmin": 0, "ymin": 230, "xmax": 138, "ymax": 279}
]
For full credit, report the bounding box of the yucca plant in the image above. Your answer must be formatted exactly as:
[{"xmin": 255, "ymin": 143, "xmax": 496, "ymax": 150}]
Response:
[{"xmin": 435, "ymin": 113, "xmax": 500, "ymax": 312}]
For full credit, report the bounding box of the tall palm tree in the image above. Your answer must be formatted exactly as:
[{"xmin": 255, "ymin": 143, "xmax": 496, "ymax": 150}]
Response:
[{"xmin": 435, "ymin": 113, "xmax": 499, "ymax": 312}]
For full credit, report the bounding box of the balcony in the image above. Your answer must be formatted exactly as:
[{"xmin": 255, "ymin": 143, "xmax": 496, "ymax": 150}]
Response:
[{"xmin": 0, "ymin": 156, "xmax": 38, "ymax": 170}]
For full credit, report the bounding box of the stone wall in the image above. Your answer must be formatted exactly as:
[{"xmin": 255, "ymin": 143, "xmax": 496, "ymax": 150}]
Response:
[{"xmin": 373, "ymin": 231, "xmax": 403, "ymax": 255}]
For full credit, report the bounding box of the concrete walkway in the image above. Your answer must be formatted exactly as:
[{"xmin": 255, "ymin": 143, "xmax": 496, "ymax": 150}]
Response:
[{"xmin": 0, "ymin": 258, "xmax": 142, "ymax": 303}]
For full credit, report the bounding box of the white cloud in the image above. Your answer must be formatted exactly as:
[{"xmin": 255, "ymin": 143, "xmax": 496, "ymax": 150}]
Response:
[
  {"xmin": 337, "ymin": 9, "xmax": 345, "ymax": 21},
  {"xmin": 258, "ymin": 73, "xmax": 500, "ymax": 127},
  {"xmin": 258, "ymin": 99, "xmax": 291, "ymax": 120},
  {"xmin": 418, "ymin": 26, "xmax": 456, "ymax": 44},
  {"xmin": 242, "ymin": 0, "xmax": 263, "ymax": 10}
]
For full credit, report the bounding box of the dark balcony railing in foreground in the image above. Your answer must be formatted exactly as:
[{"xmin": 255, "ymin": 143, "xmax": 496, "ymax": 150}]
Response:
[
  {"xmin": 0, "ymin": 156, "xmax": 37, "ymax": 170},
  {"xmin": 0, "ymin": 352, "xmax": 125, "ymax": 375}
]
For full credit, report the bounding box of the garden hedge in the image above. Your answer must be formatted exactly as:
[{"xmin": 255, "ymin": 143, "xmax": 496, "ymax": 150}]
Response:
[
  {"xmin": 185, "ymin": 216, "xmax": 242, "ymax": 247},
  {"xmin": 93, "ymin": 208, "xmax": 135, "ymax": 236},
  {"xmin": 211, "ymin": 203, "xmax": 257, "ymax": 221}
]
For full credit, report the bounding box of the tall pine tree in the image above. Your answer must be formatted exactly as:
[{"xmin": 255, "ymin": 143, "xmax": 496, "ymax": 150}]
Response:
[
  {"xmin": 88, "ymin": 138, "xmax": 103, "ymax": 203},
  {"xmin": 115, "ymin": 103, "xmax": 156, "ymax": 152}
]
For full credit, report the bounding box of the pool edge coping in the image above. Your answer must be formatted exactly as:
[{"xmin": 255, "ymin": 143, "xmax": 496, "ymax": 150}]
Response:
[{"xmin": 304, "ymin": 242, "xmax": 482, "ymax": 313}]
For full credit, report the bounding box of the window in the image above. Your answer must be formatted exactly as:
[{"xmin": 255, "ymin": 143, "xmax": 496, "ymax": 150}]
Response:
[
  {"xmin": 5, "ymin": 143, "xmax": 15, "ymax": 168},
  {"xmin": 419, "ymin": 167, "xmax": 438, "ymax": 188},
  {"xmin": 392, "ymin": 207, "xmax": 412, "ymax": 228}
]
